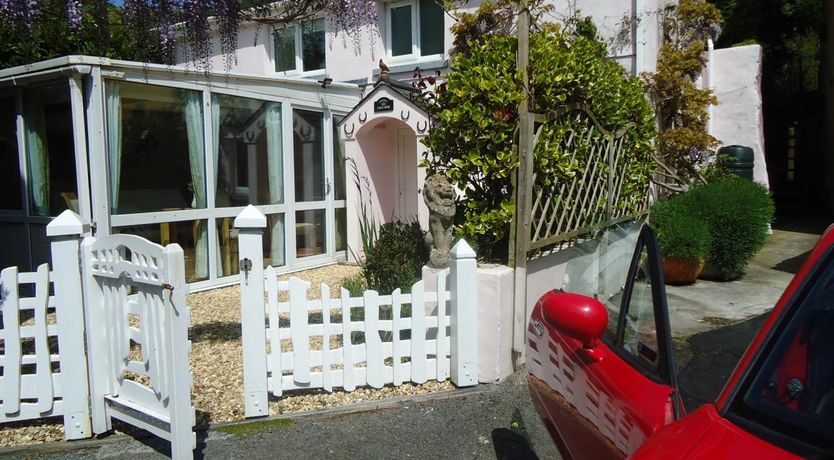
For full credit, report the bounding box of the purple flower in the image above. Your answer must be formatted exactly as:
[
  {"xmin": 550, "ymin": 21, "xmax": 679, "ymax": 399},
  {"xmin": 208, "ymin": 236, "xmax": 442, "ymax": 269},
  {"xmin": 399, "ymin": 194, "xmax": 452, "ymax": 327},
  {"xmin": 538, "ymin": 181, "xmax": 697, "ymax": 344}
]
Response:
[{"xmin": 65, "ymin": 0, "xmax": 82, "ymax": 31}]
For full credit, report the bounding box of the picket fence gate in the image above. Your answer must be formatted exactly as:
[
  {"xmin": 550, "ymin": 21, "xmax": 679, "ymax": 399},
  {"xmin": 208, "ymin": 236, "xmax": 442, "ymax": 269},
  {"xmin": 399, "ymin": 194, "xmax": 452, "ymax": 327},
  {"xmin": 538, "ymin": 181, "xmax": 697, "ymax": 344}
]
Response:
[
  {"xmin": 0, "ymin": 211, "xmax": 195, "ymax": 459},
  {"xmin": 234, "ymin": 205, "xmax": 478, "ymax": 418}
]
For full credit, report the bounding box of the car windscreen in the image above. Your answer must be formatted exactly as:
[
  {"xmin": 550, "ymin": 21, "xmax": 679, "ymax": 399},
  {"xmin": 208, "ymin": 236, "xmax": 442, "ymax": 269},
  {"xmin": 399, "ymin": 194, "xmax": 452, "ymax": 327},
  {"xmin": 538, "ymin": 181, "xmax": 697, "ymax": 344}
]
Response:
[{"xmin": 729, "ymin": 247, "xmax": 834, "ymax": 455}]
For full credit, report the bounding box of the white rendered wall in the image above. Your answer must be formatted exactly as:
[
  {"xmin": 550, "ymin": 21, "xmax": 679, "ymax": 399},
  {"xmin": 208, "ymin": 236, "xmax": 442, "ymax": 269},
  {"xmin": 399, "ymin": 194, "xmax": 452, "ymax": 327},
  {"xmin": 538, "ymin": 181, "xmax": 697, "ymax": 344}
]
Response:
[
  {"xmin": 709, "ymin": 45, "xmax": 769, "ymax": 188},
  {"xmin": 176, "ymin": 0, "xmax": 669, "ymax": 82}
]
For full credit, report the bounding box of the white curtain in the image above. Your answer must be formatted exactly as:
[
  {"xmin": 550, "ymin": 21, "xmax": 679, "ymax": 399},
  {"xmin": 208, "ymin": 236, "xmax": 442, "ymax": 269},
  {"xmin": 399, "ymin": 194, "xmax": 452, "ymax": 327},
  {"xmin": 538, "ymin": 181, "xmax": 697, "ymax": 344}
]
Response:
[
  {"xmin": 184, "ymin": 91, "xmax": 208, "ymax": 279},
  {"xmin": 266, "ymin": 102, "xmax": 285, "ymax": 266},
  {"xmin": 105, "ymin": 81, "xmax": 122, "ymax": 212},
  {"xmin": 24, "ymin": 91, "xmax": 49, "ymax": 216},
  {"xmin": 211, "ymin": 96, "xmax": 224, "ymax": 277}
]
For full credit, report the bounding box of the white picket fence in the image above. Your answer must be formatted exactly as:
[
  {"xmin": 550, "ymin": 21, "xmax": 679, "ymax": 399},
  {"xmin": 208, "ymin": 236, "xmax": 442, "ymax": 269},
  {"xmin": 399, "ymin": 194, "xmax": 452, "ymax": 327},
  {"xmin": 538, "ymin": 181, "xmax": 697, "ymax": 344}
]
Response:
[
  {"xmin": 0, "ymin": 213, "xmax": 91, "ymax": 440},
  {"xmin": 234, "ymin": 205, "xmax": 478, "ymax": 418}
]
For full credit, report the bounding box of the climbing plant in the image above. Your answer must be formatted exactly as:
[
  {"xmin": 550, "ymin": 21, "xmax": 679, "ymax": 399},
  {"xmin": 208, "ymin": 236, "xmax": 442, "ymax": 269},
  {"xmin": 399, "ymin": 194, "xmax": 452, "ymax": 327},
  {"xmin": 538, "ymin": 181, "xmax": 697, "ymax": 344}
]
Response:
[{"xmin": 642, "ymin": 0, "xmax": 724, "ymax": 191}]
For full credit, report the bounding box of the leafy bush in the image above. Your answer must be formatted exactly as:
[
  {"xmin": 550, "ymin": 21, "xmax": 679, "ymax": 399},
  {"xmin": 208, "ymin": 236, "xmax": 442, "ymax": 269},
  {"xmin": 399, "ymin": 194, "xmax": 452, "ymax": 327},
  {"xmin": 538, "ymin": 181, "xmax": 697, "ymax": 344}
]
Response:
[
  {"xmin": 650, "ymin": 197, "xmax": 711, "ymax": 262},
  {"xmin": 424, "ymin": 20, "xmax": 656, "ymax": 262},
  {"xmin": 341, "ymin": 274, "xmax": 366, "ymax": 298},
  {"xmin": 679, "ymin": 177, "xmax": 774, "ymax": 279},
  {"xmin": 363, "ymin": 221, "xmax": 430, "ymax": 294}
]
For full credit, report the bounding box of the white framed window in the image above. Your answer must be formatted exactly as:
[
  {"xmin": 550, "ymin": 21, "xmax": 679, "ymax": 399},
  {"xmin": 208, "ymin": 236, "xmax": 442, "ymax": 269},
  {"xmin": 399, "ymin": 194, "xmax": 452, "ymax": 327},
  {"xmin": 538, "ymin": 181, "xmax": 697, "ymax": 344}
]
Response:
[
  {"xmin": 386, "ymin": 0, "xmax": 445, "ymax": 61},
  {"xmin": 273, "ymin": 18, "xmax": 326, "ymax": 75}
]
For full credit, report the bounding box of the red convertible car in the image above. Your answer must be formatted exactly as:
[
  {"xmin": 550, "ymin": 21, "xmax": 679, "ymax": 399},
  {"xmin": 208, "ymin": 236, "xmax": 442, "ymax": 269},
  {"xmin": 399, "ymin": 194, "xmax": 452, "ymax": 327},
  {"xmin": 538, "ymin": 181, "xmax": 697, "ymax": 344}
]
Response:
[{"xmin": 526, "ymin": 223, "xmax": 834, "ymax": 459}]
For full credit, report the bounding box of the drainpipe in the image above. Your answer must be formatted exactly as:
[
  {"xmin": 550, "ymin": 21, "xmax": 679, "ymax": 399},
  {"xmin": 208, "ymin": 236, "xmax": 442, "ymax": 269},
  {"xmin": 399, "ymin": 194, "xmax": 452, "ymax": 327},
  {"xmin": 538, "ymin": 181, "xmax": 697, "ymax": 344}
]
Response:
[
  {"xmin": 707, "ymin": 37, "xmax": 714, "ymax": 135},
  {"xmin": 634, "ymin": 0, "xmax": 644, "ymax": 76}
]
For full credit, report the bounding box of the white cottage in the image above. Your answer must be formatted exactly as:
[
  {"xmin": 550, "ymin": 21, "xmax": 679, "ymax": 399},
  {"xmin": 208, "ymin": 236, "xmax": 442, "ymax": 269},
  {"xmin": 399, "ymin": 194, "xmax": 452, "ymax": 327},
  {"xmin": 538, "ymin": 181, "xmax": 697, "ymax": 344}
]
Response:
[{"xmin": 0, "ymin": 1, "xmax": 673, "ymax": 289}]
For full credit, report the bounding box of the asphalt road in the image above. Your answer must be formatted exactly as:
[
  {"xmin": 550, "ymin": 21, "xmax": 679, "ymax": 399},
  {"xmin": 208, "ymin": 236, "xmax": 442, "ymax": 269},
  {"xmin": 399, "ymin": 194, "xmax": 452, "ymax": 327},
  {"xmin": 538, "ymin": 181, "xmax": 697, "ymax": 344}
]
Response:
[{"xmin": 9, "ymin": 370, "xmax": 561, "ymax": 460}]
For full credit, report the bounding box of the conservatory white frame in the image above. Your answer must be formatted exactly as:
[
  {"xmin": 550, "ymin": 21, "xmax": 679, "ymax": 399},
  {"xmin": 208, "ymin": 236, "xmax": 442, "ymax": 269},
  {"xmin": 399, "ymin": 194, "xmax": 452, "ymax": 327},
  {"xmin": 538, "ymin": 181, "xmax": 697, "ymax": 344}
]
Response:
[{"xmin": 0, "ymin": 56, "xmax": 359, "ymax": 291}]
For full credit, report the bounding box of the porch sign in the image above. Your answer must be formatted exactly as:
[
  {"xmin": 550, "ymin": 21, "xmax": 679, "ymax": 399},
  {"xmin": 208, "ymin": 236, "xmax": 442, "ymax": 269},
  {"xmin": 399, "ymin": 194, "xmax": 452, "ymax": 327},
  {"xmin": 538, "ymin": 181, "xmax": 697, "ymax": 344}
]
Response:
[{"xmin": 374, "ymin": 97, "xmax": 394, "ymax": 113}]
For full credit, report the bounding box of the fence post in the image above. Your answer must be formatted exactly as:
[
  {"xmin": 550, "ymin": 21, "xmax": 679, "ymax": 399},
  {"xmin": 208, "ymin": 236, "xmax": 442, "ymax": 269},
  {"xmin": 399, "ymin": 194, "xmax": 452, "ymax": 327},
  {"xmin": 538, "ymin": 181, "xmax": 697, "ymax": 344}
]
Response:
[
  {"xmin": 449, "ymin": 239, "xmax": 478, "ymax": 387},
  {"xmin": 234, "ymin": 205, "xmax": 269, "ymax": 418},
  {"xmin": 46, "ymin": 210, "xmax": 92, "ymax": 440}
]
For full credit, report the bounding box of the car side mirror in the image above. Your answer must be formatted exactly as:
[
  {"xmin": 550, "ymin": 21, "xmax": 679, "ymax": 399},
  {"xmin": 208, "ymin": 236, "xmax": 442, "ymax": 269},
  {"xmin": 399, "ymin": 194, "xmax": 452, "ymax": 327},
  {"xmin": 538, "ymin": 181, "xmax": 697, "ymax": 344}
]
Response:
[{"xmin": 539, "ymin": 290, "xmax": 608, "ymax": 353}]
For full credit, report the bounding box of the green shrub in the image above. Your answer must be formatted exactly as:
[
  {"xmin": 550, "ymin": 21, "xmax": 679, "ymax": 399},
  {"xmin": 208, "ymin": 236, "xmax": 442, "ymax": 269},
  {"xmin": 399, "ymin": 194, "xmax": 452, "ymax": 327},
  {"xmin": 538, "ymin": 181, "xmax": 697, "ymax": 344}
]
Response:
[
  {"xmin": 650, "ymin": 198, "xmax": 711, "ymax": 262},
  {"xmin": 680, "ymin": 177, "xmax": 774, "ymax": 280},
  {"xmin": 363, "ymin": 220, "xmax": 430, "ymax": 294},
  {"xmin": 424, "ymin": 20, "xmax": 656, "ymax": 262},
  {"xmin": 341, "ymin": 274, "xmax": 366, "ymax": 298}
]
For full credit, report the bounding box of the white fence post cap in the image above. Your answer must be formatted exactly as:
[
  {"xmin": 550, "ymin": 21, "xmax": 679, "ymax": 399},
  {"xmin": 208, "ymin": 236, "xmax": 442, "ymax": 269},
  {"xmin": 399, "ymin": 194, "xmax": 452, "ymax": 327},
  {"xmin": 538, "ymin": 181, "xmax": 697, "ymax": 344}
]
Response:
[
  {"xmin": 234, "ymin": 205, "xmax": 267, "ymax": 228},
  {"xmin": 450, "ymin": 239, "xmax": 476, "ymax": 260},
  {"xmin": 46, "ymin": 210, "xmax": 90, "ymax": 237}
]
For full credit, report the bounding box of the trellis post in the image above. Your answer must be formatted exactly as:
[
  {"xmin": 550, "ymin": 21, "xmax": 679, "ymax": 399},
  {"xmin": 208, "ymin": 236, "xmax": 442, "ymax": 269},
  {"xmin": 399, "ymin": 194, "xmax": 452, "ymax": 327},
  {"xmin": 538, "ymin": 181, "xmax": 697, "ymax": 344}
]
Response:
[
  {"xmin": 235, "ymin": 205, "xmax": 269, "ymax": 418},
  {"xmin": 46, "ymin": 210, "xmax": 92, "ymax": 440},
  {"xmin": 512, "ymin": 0, "xmax": 535, "ymax": 365}
]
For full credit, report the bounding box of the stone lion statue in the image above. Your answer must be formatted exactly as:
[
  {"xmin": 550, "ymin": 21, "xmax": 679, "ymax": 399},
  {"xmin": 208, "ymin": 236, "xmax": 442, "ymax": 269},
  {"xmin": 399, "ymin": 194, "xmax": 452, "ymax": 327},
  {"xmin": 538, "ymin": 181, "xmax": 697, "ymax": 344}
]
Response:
[{"xmin": 422, "ymin": 174, "xmax": 456, "ymax": 268}]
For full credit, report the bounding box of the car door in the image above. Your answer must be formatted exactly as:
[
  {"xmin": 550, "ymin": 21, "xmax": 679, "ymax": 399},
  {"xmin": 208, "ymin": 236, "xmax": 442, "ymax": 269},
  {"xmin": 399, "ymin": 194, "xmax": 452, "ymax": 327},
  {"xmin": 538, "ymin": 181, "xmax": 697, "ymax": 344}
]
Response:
[
  {"xmin": 710, "ymin": 225, "xmax": 834, "ymax": 457},
  {"xmin": 527, "ymin": 223, "xmax": 682, "ymax": 460}
]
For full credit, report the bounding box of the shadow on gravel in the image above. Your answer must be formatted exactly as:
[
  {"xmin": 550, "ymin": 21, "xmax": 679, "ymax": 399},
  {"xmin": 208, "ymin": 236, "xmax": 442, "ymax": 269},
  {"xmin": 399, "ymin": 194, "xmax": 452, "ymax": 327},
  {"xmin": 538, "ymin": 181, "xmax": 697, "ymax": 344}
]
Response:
[
  {"xmin": 492, "ymin": 408, "xmax": 539, "ymax": 460},
  {"xmin": 675, "ymin": 314, "xmax": 768, "ymax": 411},
  {"xmin": 772, "ymin": 250, "xmax": 812, "ymax": 274}
]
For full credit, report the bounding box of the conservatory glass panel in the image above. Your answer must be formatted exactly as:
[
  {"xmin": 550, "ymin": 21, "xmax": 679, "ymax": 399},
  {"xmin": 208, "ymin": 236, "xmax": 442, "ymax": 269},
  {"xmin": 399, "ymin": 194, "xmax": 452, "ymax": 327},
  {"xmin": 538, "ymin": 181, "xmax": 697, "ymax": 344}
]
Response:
[
  {"xmin": 216, "ymin": 213, "xmax": 285, "ymax": 275},
  {"xmin": 106, "ymin": 81, "xmax": 206, "ymax": 215},
  {"xmin": 332, "ymin": 116, "xmax": 346, "ymax": 201},
  {"xmin": 23, "ymin": 84, "xmax": 77, "ymax": 217},
  {"xmin": 112, "ymin": 219, "xmax": 209, "ymax": 283},
  {"xmin": 293, "ymin": 109, "xmax": 325, "ymax": 202},
  {"xmin": 296, "ymin": 209, "xmax": 326, "ymax": 257},
  {"xmin": 213, "ymin": 94, "xmax": 283, "ymax": 207},
  {"xmin": 0, "ymin": 94, "xmax": 22, "ymax": 211}
]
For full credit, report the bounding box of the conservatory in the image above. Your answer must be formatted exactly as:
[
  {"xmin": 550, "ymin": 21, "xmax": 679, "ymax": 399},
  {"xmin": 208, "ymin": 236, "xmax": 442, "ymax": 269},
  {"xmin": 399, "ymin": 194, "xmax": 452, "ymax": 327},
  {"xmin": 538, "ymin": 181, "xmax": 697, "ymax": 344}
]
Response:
[{"xmin": 0, "ymin": 56, "xmax": 359, "ymax": 290}]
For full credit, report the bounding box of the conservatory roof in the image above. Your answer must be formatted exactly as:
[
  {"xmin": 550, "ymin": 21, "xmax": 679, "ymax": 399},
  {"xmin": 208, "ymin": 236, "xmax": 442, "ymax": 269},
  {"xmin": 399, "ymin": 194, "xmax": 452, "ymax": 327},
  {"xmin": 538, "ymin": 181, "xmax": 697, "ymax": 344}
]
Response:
[{"xmin": 0, "ymin": 55, "xmax": 361, "ymax": 112}]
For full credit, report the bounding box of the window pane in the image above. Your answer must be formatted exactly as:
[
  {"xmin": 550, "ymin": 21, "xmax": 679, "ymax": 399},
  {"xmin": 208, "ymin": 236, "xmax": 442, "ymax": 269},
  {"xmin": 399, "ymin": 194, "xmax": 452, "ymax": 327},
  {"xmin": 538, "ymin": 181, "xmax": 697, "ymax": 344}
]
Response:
[
  {"xmin": 23, "ymin": 84, "xmax": 77, "ymax": 217},
  {"xmin": 562, "ymin": 222, "xmax": 641, "ymax": 337},
  {"xmin": 335, "ymin": 207, "xmax": 347, "ymax": 252},
  {"xmin": 107, "ymin": 82, "xmax": 206, "ymax": 215},
  {"xmin": 0, "ymin": 223, "xmax": 29, "ymax": 270},
  {"xmin": 112, "ymin": 219, "xmax": 209, "ymax": 282},
  {"xmin": 391, "ymin": 5, "xmax": 412, "ymax": 56},
  {"xmin": 737, "ymin": 253, "xmax": 834, "ymax": 447},
  {"xmin": 622, "ymin": 245, "xmax": 660, "ymax": 368},
  {"xmin": 296, "ymin": 209, "xmax": 326, "ymax": 257},
  {"xmin": 333, "ymin": 116, "xmax": 346, "ymax": 200},
  {"xmin": 217, "ymin": 213, "xmax": 284, "ymax": 276},
  {"xmin": 301, "ymin": 19, "xmax": 325, "ymax": 72},
  {"xmin": 213, "ymin": 94, "xmax": 283, "ymax": 207},
  {"xmin": 0, "ymin": 94, "xmax": 22, "ymax": 210},
  {"xmin": 293, "ymin": 109, "xmax": 325, "ymax": 202},
  {"xmin": 274, "ymin": 26, "xmax": 296, "ymax": 72},
  {"xmin": 419, "ymin": 0, "xmax": 444, "ymax": 55}
]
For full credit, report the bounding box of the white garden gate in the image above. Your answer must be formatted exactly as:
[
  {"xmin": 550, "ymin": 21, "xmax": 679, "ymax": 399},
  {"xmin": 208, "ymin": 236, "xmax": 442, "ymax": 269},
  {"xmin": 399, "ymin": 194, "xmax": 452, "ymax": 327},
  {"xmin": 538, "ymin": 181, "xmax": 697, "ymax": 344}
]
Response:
[
  {"xmin": 234, "ymin": 205, "xmax": 478, "ymax": 418},
  {"xmin": 82, "ymin": 231, "xmax": 195, "ymax": 459},
  {"xmin": 0, "ymin": 210, "xmax": 195, "ymax": 459}
]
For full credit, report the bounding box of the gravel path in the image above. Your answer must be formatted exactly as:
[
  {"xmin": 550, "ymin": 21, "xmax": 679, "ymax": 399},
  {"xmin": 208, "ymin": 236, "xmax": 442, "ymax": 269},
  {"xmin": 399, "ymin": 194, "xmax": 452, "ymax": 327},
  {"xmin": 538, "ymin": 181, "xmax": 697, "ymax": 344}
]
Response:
[{"xmin": 0, "ymin": 264, "xmax": 453, "ymax": 448}]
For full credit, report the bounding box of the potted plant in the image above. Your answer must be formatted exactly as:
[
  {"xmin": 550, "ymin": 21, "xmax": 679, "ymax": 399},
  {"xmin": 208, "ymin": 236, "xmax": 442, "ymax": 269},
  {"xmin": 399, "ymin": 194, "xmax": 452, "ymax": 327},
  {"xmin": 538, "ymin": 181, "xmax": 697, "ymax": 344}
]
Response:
[
  {"xmin": 650, "ymin": 198, "xmax": 712, "ymax": 285},
  {"xmin": 681, "ymin": 177, "xmax": 775, "ymax": 281}
]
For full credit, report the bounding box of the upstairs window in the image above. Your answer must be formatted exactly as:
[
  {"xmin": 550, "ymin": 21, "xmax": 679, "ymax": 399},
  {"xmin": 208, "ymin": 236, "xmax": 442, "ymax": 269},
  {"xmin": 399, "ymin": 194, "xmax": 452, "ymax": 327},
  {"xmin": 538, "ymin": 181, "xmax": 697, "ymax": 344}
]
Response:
[
  {"xmin": 274, "ymin": 18, "xmax": 326, "ymax": 74},
  {"xmin": 388, "ymin": 0, "xmax": 445, "ymax": 60}
]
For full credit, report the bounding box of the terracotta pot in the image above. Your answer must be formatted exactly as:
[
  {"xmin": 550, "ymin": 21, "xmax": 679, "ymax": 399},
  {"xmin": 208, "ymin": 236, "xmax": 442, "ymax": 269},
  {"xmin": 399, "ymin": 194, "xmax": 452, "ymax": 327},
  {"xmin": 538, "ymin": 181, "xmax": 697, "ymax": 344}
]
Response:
[{"xmin": 662, "ymin": 257, "xmax": 705, "ymax": 286}]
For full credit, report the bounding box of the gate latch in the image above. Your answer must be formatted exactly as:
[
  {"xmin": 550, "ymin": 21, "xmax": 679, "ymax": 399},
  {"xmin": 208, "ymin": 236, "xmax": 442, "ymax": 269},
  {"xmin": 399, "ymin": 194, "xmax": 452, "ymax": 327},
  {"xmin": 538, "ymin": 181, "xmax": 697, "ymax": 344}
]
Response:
[{"xmin": 240, "ymin": 258, "xmax": 253, "ymax": 284}]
